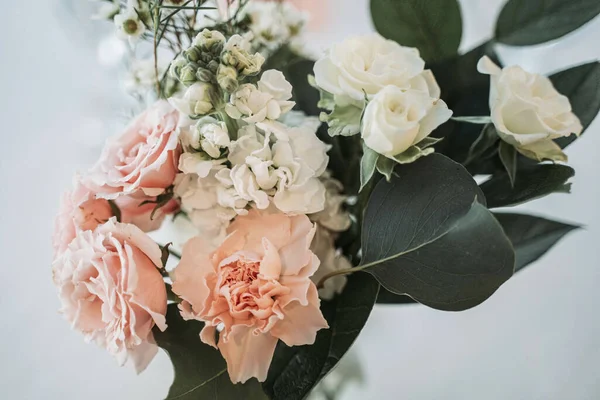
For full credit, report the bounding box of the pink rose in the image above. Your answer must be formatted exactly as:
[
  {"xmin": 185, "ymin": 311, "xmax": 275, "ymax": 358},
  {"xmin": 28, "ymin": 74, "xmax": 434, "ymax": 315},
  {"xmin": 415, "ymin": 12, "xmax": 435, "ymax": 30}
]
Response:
[
  {"xmin": 52, "ymin": 218, "xmax": 168, "ymax": 373},
  {"xmin": 53, "ymin": 179, "xmax": 114, "ymax": 256},
  {"xmin": 172, "ymin": 210, "xmax": 329, "ymax": 383},
  {"xmin": 115, "ymin": 191, "xmax": 180, "ymax": 233},
  {"xmin": 87, "ymin": 100, "xmax": 181, "ymax": 199}
]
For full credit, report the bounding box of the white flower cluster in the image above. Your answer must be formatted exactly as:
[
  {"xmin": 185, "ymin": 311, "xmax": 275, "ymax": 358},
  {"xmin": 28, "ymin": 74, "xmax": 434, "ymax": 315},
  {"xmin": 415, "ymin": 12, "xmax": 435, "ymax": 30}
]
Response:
[{"xmin": 170, "ymin": 33, "xmax": 335, "ymax": 243}]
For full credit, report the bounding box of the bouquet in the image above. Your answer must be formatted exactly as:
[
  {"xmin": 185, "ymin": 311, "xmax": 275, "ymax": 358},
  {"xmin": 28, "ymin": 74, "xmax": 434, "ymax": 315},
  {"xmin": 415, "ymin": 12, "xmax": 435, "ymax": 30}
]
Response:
[{"xmin": 52, "ymin": 0, "xmax": 600, "ymax": 398}]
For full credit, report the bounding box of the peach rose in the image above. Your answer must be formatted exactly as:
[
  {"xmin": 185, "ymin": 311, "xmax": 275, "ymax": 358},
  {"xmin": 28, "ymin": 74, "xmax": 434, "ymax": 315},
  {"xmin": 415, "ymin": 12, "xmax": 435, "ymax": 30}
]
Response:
[
  {"xmin": 115, "ymin": 191, "xmax": 180, "ymax": 232},
  {"xmin": 87, "ymin": 100, "xmax": 181, "ymax": 199},
  {"xmin": 52, "ymin": 218, "xmax": 167, "ymax": 373},
  {"xmin": 172, "ymin": 209, "xmax": 328, "ymax": 383},
  {"xmin": 53, "ymin": 179, "xmax": 114, "ymax": 256}
]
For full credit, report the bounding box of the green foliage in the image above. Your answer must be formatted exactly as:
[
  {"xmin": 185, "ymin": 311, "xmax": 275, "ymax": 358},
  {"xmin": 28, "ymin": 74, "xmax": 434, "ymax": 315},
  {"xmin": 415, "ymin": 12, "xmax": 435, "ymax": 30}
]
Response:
[
  {"xmin": 371, "ymin": 0, "xmax": 462, "ymax": 63},
  {"xmin": 263, "ymin": 274, "xmax": 380, "ymax": 400},
  {"xmin": 495, "ymin": 0, "xmax": 600, "ymax": 46},
  {"xmin": 360, "ymin": 154, "xmax": 515, "ymax": 311},
  {"xmin": 494, "ymin": 213, "xmax": 580, "ymax": 272},
  {"xmin": 498, "ymin": 141, "xmax": 518, "ymax": 187},
  {"xmin": 550, "ymin": 62, "xmax": 600, "ymax": 148},
  {"xmin": 154, "ymin": 305, "xmax": 267, "ymax": 400},
  {"xmin": 480, "ymin": 164, "xmax": 575, "ymax": 209}
]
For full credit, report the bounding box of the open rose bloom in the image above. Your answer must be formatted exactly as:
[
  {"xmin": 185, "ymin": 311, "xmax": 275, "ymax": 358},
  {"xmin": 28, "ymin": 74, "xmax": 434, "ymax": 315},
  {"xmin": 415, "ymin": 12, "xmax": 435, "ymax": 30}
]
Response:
[{"xmin": 173, "ymin": 210, "xmax": 329, "ymax": 383}]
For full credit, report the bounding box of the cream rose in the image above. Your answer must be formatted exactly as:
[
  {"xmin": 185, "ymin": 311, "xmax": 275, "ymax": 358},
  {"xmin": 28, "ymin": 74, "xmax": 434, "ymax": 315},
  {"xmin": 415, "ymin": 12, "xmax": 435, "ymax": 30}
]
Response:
[
  {"xmin": 362, "ymin": 85, "xmax": 452, "ymax": 159},
  {"xmin": 52, "ymin": 219, "xmax": 167, "ymax": 373},
  {"xmin": 87, "ymin": 100, "xmax": 181, "ymax": 198},
  {"xmin": 478, "ymin": 56, "xmax": 583, "ymax": 162},
  {"xmin": 313, "ymin": 33, "xmax": 440, "ymax": 102}
]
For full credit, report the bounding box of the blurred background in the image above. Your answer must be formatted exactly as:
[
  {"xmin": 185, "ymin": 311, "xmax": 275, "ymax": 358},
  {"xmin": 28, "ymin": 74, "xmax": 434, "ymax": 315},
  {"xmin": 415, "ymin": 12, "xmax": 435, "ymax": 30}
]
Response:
[{"xmin": 1, "ymin": 0, "xmax": 599, "ymax": 399}]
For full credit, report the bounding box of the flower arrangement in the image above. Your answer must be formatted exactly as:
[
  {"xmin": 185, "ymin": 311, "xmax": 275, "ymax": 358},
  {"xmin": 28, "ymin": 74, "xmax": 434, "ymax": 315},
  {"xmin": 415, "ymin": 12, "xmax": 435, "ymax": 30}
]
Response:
[{"xmin": 52, "ymin": 0, "xmax": 600, "ymax": 398}]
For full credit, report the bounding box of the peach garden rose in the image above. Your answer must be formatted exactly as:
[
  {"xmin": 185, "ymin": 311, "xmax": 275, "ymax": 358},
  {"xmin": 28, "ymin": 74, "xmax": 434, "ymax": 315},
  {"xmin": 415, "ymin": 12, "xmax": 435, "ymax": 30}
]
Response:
[
  {"xmin": 87, "ymin": 100, "xmax": 181, "ymax": 199},
  {"xmin": 172, "ymin": 209, "xmax": 329, "ymax": 383},
  {"xmin": 52, "ymin": 218, "xmax": 168, "ymax": 373}
]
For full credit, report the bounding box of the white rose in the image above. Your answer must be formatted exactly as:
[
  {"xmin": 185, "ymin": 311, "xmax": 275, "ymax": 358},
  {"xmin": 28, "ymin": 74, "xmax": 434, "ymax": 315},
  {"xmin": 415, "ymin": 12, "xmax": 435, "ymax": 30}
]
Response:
[
  {"xmin": 362, "ymin": 85, "xmax": 452, "ymax": 159},
  {"xmin": 168, "ymin": 83, "xmax": 214, "ymax": 117},
  {"xmin": 310, "ymin": 226, "xmax": 351, "ymax": 300},
  {"xmin": 225, "ymin": 70, "xmax": 295, "ymax": 123},
  {"xmin": 478, "ymin": 56, "xmax": 582, "ymax": 161},
  {"xmin": 314, "ymin": 33, "xmax": 440, "ymax": 102}
]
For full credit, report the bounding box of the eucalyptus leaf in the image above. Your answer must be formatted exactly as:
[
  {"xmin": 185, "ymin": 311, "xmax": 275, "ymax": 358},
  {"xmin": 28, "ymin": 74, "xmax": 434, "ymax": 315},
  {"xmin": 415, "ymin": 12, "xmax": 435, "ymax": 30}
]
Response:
[
  {"xmin": 495, "ymin": 0, "xmax": 600, "ymax": 46},
  {"xmin": 360, "ymin": 145, "xmax": 380, "ymax": 192},
  {"xmin": 154, "ymin": 305, "xmax": 267, "ymax": 400},
  {"xmin": 495, "ymin": 213, "xmax": 580, "ymax": 272},
  {"xmin": 263, "ymin": 273, "xmax": 380, "ymax": 400},
  {"xmin": 370, "ymin": 0, "xmax": 462, "ymax": 63},
  {"xmin": 550, "ymin": 62, "xmax": 600, "ymax": 148},
  {"xmin": 480, "ymin": 164, "xmax": 575, "ymax": 208},
  {"xmin": 498, "ymin": 141, "xmax": 517, "ymax": 187},
  {"xmin": 361, "ymin": 154, "xmax": 515, "ymax": 311}
]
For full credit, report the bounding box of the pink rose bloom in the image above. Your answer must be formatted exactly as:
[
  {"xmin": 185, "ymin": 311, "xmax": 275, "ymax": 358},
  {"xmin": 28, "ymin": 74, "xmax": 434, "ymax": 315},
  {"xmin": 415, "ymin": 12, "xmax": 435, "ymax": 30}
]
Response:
[
  {"xmin": 53, "ymin": 179, "xmax": 114, "ymax": 256},
  {"xmin": 52, "ymin": 218, "xmax": 168, "ymax": 373},
  {"xmin": 87, "ymin": 100, "xmax": 181, "ymax": 199},
  {"xmin": 115, "ymin": 192, "xmax": 180, "ymax": 233},
  {"xmin": 172, "ymin": 210, "xmax": 329, "ymax": 383}
]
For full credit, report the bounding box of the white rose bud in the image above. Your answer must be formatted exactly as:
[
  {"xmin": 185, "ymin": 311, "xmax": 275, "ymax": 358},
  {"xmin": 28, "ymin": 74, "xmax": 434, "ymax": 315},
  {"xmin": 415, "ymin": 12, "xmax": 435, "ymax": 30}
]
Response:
[
  {"xmin": 362, "ymin": 85, "xmax": 452, "ymax": 159},
  {"xmin": 478, "ymin": 56, "xmax": 582, "ymax": 162},
  {"xmin": 168, "ymin": 82, "xmax": 214, "ymax": 117}
]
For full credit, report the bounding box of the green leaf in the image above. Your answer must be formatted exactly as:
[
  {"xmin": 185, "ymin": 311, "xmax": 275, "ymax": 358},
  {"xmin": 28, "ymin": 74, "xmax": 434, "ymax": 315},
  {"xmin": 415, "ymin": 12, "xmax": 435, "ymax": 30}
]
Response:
[
  {"xmin": 452, "ymin": 116, "xmax": 493, "ymax": 124},
  {"xmin": 376, "ymin": 288, "xmax": 417, "ymax": 305},
  {"xmin": 360, "ymin": 144, "xmax": 380, "ymax": 192},
  {"xmin": 361, "ymin": 154, "xmax": 515, "ymax": 311},
  {"xmin": 370, "ymin": 0, "xmax": 462, "ymax": 63},
  {"xmin": 550, "ymin": 62, "xmax": 600, "ymax": 148},
  {"xmin": 494, "ymin": 213, "xmax": 580, "ymax": 272},
  {"xmin": 376, "ymin": 156, "xmax": 395, "ymax": 181},
  {"xmin": 480, "ymin": 163, "xmax": 575, "ymax": 208},
  {"xmin": 495, "ymin": 0, "xmax": 600, "ymax": 46},
  {"xmin": 320, "ymin": 103, "xmax": 363, "ymax": 137},
  {"xmin": 498, "ymin": 141, "xmax": 517, "ymax": 187},
  {"xmin": 464, "ymin": 124, "xmax": 499, "ymax": 165},
  {"xmin": 154, "ymin": 305, "xmax": 267, "ymax": 400},
  {"xmin": 263, "ymin": 273, "xmax": 380, "ymax": 400}
]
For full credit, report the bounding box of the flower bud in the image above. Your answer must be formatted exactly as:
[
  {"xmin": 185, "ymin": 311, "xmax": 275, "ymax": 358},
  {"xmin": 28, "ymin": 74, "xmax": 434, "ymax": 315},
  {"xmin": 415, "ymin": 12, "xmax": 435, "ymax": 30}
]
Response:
[
  {"xmin": 217, "ymin": 65, "xmax": 239, "ymax": 93},
  {"xmin": 184, "ymin": 47, "xmax": 201, "ymax": 63},
  {"xmin": 193, "ymin": 29, "xmax": 226, "ymax": 53},
  {"xmin": 180, "ymin": 65, "xmax": 198, "ymax": 86},
  {"xmin": 207, "ymin": 60, "xmax": 220, "ymax": 74},
  {"xmin": 169, "ymin": 57, "xmax": 186, "ymax": 79},
  {"xmin": 196, "ymin": 68, "xmax": 214, "ymax": 83}
]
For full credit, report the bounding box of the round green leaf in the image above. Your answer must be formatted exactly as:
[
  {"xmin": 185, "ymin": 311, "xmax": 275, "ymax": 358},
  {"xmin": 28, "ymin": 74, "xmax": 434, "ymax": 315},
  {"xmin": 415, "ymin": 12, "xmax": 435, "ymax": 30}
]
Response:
[
  {"xmin": 370, "ymin": 0, "xmax": 462, "ymax": 63},
  {"xmin": 361, "ymin": 154, "xmax": 515, "ymax": 311},
  {"xmin": 496, "ymin": 0, "xmax": 600, "ymax": 46}
]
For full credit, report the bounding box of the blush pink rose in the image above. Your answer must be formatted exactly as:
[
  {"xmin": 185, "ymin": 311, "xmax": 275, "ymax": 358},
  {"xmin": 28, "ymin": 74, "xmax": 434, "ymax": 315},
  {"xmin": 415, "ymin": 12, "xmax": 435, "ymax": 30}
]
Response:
[
  {"xmin": 53, "ymin": 179, "xmax": 114, "ymax": 256},
  {"xmin": 172, "ymin": 209, "xmax": 329, "ymax": 383},
  {"xmin": 115, "ymin": 191, "xmax": 180, "ymax": 233},
  {"xmin": 52, "ymin": 218, "xmax": 168, "ymax": 373},
  {"xmin": 87, "ymin": 100, "xmax": 181, "ymax": 199}
]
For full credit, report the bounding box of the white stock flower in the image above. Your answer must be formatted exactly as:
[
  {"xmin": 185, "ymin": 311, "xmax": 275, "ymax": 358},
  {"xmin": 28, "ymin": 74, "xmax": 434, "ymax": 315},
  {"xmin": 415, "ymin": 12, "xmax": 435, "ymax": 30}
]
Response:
[
  {"xmin": 114, "ymin": 8, "xmax": 145, "ymax": 40},
  {"xmin": 310, "ymin": 174, "xmax": 351, "ymax": 233},
  {"xmin": 222, "ymin": 34, "xmax": 265, "ymax": 76},
  {"xmin": 168, "ymin": 82, "xmax": 214, "ymax": 117},
  {"xmin": 310, "ymin": 226, "xmax": 351, "ymax": 300},
  {"xmin": 362, "ymin": 85, "xmax": 452, "ymax": 159},
  {"xmin": 226, "ymin": 70, "xmax": 295, "ymax": 123},
  {"xmin": 478, "ymin": 56, "xmax": 583, "ymax": 162},
  {"xmin": 314, "ymin": 33, "xmax": 440, "ymax": 103}
]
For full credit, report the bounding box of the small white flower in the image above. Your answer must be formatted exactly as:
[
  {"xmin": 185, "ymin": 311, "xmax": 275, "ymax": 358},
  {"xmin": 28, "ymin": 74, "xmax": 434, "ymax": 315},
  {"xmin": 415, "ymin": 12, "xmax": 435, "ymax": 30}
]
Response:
[
  {"xmin": 362, "ymin": 85, "xmax": 452, "ymax": 159},
  {"xmin": 225, "ymin": 70, "xmax": 295, "ymax": 123},
  {"xmin": 478, "ymin": 56, "xmax": 582, "ymax": 162},
  {"xmin": 222, "ymin": 34, "xmax": 265, "ymax": 76},
  {"xmin": 168, "ymin": 83, "xmax": 214, "ymax": 117},
  {"xmin": 114, "ymin": 8, "xmax": 145, "ymax": 40},
  {"xmin": 310, "ymin": 226, "xmax": 351, "ymax": 300}
]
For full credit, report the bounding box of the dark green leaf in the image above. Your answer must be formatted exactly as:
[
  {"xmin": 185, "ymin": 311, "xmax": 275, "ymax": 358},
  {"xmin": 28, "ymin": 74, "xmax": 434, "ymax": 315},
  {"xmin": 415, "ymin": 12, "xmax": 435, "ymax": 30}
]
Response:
[
  {"xmin": 464, "ymin": 124, "xmax": 499, "ymax": 165},
  {"xmin": 159, "ymin": 242, "xmax": 172, "ymax": 268},
  {"xmin": 360, "ymin": 145, "xmax": 379, "ymax": 192},
  {"xmin": 551, "ymin": 62, "xmax": 600, "ymax": 148},
  {"xmin": 480, "ymin": 164, "xmax": 575, "ymax": 208},
  {"xmin": 264, "ymin": 273, "xmax": 379, "ymax": 400},
  {"xmin": 495, "ymin": 0, "xmax": 600, "ymax": 46},
  {"xmin": 361, "ymin": 154, "xmax": 515, "ymax": 311},
  {"xmin": 495, "ymin": 213, "xmax": 580, "ymax": 272},
  {"xmin": 498, "ymin": 141, "xmax": 517, "ymax": 187},
  {"xmin": 371, "ymin": 0, "xmax": 462, "ymax": 63},
  {"xmin": 376, "ymin": 288, "xmax": 417, "ymax": 305},
  {"xmin": 154, "ymin": 305, "xmax": 267, "ymax": 400}
]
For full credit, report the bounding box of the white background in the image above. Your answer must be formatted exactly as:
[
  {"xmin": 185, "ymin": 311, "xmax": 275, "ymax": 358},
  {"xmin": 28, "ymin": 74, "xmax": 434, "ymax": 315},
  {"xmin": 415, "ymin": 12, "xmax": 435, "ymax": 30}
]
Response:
[{"xmin": 1, "ymin": 0, "xmax": 599, "ymax": 399}]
